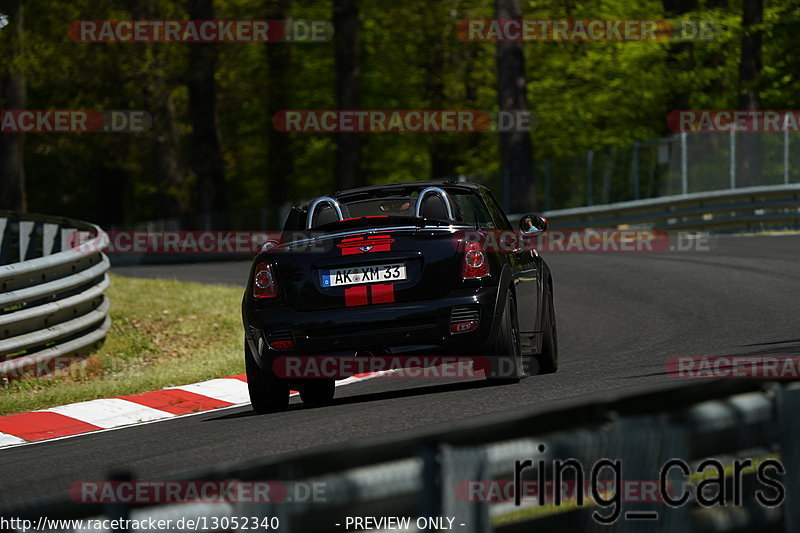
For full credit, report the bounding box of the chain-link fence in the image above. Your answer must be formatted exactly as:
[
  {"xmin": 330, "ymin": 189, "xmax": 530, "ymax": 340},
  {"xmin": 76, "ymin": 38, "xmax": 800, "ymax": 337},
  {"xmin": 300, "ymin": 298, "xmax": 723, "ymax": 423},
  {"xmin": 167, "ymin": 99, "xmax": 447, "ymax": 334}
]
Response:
[
  {"xmin": 106, "ymin": 130, "xmax": 799, "ymax": 232},
  {"xmin": 477, "ymin": 131, "xmax": 800, "ymax": 212}
]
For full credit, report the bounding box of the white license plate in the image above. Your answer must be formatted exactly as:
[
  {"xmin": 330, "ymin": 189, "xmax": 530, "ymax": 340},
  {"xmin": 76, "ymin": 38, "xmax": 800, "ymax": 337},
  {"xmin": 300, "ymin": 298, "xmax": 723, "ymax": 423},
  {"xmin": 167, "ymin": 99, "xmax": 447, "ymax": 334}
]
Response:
[{"xmin": 322, "ymin": 263, "xmax": 407, "ymax": 287}]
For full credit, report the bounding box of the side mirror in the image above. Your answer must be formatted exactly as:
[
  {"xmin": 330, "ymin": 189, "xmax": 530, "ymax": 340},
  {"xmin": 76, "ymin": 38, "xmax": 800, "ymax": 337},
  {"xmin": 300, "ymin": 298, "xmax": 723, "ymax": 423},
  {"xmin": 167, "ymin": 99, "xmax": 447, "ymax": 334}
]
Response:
[
  {"xmin": 519, "ymin": 213, "xmax": 547, "ymax": 235},
  {"xmin": 252, "ymin": 239, "xmax": 280, "ymax": 257}
]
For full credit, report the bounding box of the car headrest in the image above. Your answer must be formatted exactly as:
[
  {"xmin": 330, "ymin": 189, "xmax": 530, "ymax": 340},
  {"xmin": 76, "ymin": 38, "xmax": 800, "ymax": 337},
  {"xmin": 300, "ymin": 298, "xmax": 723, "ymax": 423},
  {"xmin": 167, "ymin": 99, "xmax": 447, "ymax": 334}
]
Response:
[
  {"xmin": 420, "ymin": 195, "xmax": 450, "ymax": 220},
  {"xmin": 312, "ymin": 206, "xmax": 340, "ymax": 227}
]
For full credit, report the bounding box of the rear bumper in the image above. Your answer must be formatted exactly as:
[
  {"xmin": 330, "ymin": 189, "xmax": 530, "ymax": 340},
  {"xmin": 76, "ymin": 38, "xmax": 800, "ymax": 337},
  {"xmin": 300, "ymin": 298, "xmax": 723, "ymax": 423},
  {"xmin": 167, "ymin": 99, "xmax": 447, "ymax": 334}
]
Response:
[{"xmin": 243, "ymin": 286, "xmax": 501, "ymax": 369}]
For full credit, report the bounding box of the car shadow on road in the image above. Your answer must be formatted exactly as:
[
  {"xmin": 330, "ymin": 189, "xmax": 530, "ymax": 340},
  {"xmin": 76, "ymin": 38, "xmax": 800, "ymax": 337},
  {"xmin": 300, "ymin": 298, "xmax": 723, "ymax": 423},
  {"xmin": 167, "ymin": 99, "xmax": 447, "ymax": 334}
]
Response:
[{"xmin": 204, "ymin": 378, "xmax": 499, "ymax": 421}]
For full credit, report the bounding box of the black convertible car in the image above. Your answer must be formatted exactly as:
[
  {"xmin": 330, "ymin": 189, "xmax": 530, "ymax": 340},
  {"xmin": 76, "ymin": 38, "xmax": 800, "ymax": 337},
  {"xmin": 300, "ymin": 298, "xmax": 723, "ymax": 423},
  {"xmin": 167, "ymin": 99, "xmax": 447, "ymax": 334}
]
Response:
[{"xmin": 242, "ymin": 181, "xmax": 557, "ymax": 413}]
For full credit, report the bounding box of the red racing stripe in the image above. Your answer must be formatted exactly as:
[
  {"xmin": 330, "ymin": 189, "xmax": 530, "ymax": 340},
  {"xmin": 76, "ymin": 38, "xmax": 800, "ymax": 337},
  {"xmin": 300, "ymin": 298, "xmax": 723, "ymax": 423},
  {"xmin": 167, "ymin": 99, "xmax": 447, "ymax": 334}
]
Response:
[
  {"xmin": 339, "ymin": 233, "xmax": 395, "ymax": 306},
  {"xmin": 345, "ymin": 286, "xmax": 369, "ymax": 307},
  {"xmin": 120, "ymin": 389, "xmax": 233, "ymax": 415},
  {"xmin": 341, "ymin": 238, "xmax": 364, "ymax": 306},
  {"xmin": 369, "ymin": 236, "xmax": 395, "ymax": 302},
  {"xmin": 370, "ymin": 283, "xmax": 395, "ymax": 304},
  {"xmin": 0, "ymin": 412, "xmax": 102, "ymax": 441}
]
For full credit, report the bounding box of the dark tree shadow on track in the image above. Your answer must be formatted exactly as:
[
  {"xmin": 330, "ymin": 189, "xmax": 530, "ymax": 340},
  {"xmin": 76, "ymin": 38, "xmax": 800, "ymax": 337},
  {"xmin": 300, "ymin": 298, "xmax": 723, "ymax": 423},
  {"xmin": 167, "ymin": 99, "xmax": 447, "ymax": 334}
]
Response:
[
  {"xmin": 621, "ymin": 339, "xmax": 800, "ymax": 379},
  {"xmin": 725, "ymin": 340, "xmax": 800, "ymax": 357},
  {"xmin": 743, "ymin": 338, "xmax": 800, "ymax": 347},
  {"xmin": 622, "ymin": 370, "xmax": 674, "ymax": 379}
]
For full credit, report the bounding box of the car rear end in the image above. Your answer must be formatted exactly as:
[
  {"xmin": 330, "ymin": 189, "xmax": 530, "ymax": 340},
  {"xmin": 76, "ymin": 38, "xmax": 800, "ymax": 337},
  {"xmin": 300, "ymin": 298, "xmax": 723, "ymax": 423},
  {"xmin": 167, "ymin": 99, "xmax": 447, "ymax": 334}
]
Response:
[{"xmin": 242, "ymin": 225, "xmax": 505, "ymax": 376}]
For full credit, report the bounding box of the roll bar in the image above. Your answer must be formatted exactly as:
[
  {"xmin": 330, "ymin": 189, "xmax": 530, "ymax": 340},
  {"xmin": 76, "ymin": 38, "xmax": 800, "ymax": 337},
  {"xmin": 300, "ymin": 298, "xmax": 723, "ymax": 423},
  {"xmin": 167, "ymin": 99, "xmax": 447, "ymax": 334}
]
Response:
[
  {"xmin": 306, "ymin": 197, "xmax": 344, "ymax": 229},
  {"xmin": 414, "ymin": 187, "xmax": 455, "ymax": 220}
]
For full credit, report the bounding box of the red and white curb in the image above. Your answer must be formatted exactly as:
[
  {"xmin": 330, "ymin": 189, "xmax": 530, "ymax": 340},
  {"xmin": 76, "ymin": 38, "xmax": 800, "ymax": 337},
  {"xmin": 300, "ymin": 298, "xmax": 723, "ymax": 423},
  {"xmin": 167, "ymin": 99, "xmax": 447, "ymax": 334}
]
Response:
[{"xmin": 0, "ymin": 372, "xmax": 388, "ymax": 449}]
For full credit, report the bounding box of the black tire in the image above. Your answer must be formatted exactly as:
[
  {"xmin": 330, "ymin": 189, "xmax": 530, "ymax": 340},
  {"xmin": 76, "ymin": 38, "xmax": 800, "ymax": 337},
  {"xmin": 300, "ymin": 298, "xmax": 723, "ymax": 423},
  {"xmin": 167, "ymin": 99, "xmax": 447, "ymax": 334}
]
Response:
[
  {"xmin": 245, "ymin": 341, "xmax": 290, "ymax": 414},
  {"xmin": 486, "ymin": 291, "xmax": 524, "ymax": 383},
  {"xmin": 300, "ymin": 379, "xmax": 336, "ymax": 407},
  {"xmin": 535, "ymin": 282, "xmax": 558, "ymax": 374}
]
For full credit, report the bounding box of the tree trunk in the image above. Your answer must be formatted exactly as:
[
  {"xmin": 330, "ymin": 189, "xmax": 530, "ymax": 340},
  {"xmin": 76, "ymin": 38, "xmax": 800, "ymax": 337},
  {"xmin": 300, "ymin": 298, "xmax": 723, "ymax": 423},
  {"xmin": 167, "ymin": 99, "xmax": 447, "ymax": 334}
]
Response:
[
  {"xmin": 99, "ymin": 167, "xmax": 127, "ymax": 226},
  {"xmin": 657, "ymin": 0, "xmax": 698, "ymax": 198},
  {"xmin": 266, "ymin": 0, "xmax": 293, "ymax": 228},
  {"xmin": 661, "ymin": 0, "xmax": 698, "ymax": 114},
  {"xmin": 152, "ymin": 92, "xmax": 187, "ymax": 219},
  {"xmin": 333, "ymin": 0, "xmax": 362, "ymax": 190},
  {"xmin": 462, "ymin": 44, "xmax": 482, "ymax": 167},
  {"xmin": 739, "ymin": 0, "xmax": 762, "ymax": 110},
  {"xmin": 601, "ymin": 146, "xmax": 616, "ymax": 204},
  {"xmin": 738, "ymin": 0, "xmax": 763, "ymax": 186},
  {"xmin": 127, "ymin": 0, "xmax": 187, "ymax": 221},
  {"xmin": 425, "ymin": 37, "xmax": 452, "ymax": 179},
  {"xmin": 0, "ymin": 0, "xmax": 27, "ymax": 211},
  {"xmin": 186, "ymin": 0, "xmax": 228, "ymax": 228},
  {"xmin": 494, "ymin": 0, "xmax": 535, "ymax": 212},
  {"xmin": 421, "ymin": 4, "xmax": 454, "ymax": 180}
]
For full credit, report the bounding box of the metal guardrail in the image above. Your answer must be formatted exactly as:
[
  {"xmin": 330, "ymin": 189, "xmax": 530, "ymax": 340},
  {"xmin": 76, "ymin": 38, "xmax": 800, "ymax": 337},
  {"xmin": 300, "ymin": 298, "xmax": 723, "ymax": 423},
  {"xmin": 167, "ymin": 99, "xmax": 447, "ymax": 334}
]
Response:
[
  {"xmin": 0, "ymin": 211, "xmax": 110, "ymax": 380},
  {"xmin": 4, "ymin": 378, "xmax": 798, "ymax": 533},
  {"xmin": 539, "ymin": 183, "xmax": 800, "ymax": 232}
]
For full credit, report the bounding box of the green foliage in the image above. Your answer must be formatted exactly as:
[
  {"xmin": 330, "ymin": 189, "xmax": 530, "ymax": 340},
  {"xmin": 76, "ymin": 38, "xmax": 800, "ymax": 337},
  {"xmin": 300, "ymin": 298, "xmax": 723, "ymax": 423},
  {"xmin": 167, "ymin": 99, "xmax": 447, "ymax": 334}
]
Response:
[{"xmin": 3, "ymin": 0, "xmax": 796, "ymax": 222}]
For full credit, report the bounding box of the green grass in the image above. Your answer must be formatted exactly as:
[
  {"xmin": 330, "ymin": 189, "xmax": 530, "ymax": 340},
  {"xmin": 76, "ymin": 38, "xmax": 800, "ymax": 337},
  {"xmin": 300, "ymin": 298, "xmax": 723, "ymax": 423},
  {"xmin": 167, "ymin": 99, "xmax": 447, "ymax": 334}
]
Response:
[{"xmin": 0, "ymin": 274, "xmax": 245, "ymax": 416}]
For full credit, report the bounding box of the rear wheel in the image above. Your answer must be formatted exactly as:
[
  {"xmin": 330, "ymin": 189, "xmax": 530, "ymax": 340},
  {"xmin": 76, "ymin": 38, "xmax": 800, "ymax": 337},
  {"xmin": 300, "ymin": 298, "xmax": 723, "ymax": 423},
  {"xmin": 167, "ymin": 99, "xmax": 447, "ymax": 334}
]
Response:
[
  {"xmin": 535, "ymin": 283, "xmax": 558, "ymax": 374},
  {"xmin": 300, "ymin": 379, "xmax": 336, "ymax": 407},
  {"xmin": 245, "ymin": 342, "xmax": 290, "ymax": 414},
  {"xmin": 486, "ymin": 291, "xmax": 524, "ymax": 383}
]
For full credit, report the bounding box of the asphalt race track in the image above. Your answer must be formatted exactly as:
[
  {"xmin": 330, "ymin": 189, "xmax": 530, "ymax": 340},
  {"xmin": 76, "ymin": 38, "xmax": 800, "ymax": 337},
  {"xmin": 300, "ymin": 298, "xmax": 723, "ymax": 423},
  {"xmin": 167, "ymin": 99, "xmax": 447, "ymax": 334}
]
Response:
[{"xmin": 1, "ymin": 234, "xmax": 799, "ymax": 506}]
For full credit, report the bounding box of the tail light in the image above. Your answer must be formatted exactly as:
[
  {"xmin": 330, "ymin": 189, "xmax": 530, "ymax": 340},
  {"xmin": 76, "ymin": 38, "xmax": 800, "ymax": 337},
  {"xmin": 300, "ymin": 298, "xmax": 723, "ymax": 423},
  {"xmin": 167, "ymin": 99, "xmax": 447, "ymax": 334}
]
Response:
[
  {"xmin": 253, "ymin": 262, "xmax": 278, "ymax": 298},
  {"xmin": 462, "ymin": 241, "xmax": 489, "ymax": 279}
]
